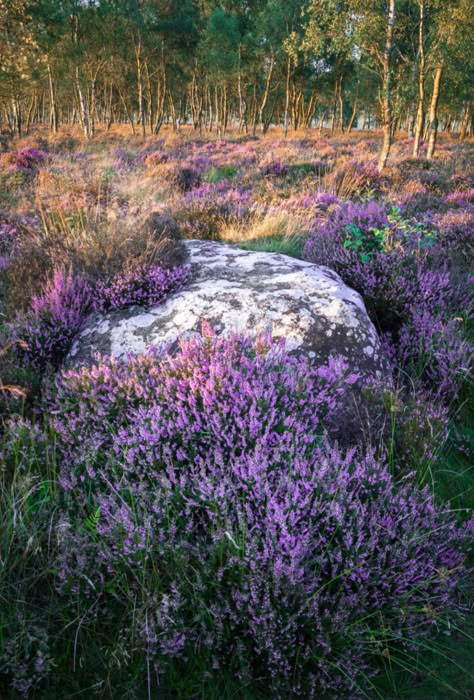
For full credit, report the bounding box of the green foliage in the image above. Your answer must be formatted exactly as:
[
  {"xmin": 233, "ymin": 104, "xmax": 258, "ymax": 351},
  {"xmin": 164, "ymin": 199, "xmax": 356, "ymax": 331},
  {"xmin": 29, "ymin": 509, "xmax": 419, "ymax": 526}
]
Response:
[
  {"xmin": 343, "ymin": 207, "xmax": 438, "ymax": 262},
  {"xmin": 202, "ymin": 165, "xmax": 238, "ymax": 182}
]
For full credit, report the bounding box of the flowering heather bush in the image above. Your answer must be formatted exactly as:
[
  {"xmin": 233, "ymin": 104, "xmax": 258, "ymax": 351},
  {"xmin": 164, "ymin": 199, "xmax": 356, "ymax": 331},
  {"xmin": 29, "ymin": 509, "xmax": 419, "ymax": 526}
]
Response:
[
  {"xmin": 44, "ymin": 332, "xmax": 472, "ymax": 696},
  {"xmin": 172, "ymin": 164, "xmax": 202, "ymax": 191},
  {"xmin": 52, "ymin": 330, "xmax": 355, "ymax": 491},
  {"xmin": 434, "ymin": 210, "xmax": 474, "ymax": 271},
  {"xmin": 112, "ymin": 147, "xmax": 144, "ymax": 171},
  {"xmin": 0, "ymin": 147, "xmax": 48, "ymax": 173},
  {"xmin": 383, "ymin": 310, "xmax": 473, "ymax": 400},
  {"xmin": 8, "ymin": 258, "xmax": 190, "ymax": 373},
  {"xmin": 1, "ymin": 619, "xmax": 53, "ymax": 697},
  {"xmin": 173, "ymin": 183, "xmax": 250, "ymax": 239},
  {"xmin": 398, "ymin": 191, "xmax": 451, "ymax": 217},
  {"xmin": 330, "ymin": 159, "xmax": 388, "ymax": 198},
  {"xmin": 304, "ymin": 200, "xmax": 472, "ymax": 399},
  {"xmin": 143, "ymin": 149, "xmax": 169, "ymax": 168},
  {"xmin": 93, "ymin": 263, "xmax": 190, "ymax": 312},
  {"xmin": 260, "ymin": 159, "xmax": 288, "ymax": 178},
  {"xmin": 15, "ymin": 269, "xmax": 91, "ymax": 370}
]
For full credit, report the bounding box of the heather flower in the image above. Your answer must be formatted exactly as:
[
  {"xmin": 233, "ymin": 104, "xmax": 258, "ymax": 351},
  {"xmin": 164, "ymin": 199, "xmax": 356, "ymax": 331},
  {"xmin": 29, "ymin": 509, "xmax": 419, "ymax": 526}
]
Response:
[
  {"xmin": 0, "ymin": 147, "xmax": 48, "ymax": 174},
  {"xmin": 144, "ymin": 150, "xmax": 169, "ymax": 168},
  {"xmin": 260, "ymin": 158, "xmax": 288, "ymax": 178},
  {"xmin": 93, "ymin": 263, "xmax": 190, "ymax": 312},
  {"xmin": 304, "ymin": 200, "xmax": 472, "ymax": 400},
  {"xmin": 14, "ymin": 269, "xmax": 91, "ymax": 370},
  {"xmin": 47, "ymin": 329, "xmax": 472, "ymax": 696},
  {"xmin": 331, "ymin": 159, "xmax": 388, "ymax": 198}
]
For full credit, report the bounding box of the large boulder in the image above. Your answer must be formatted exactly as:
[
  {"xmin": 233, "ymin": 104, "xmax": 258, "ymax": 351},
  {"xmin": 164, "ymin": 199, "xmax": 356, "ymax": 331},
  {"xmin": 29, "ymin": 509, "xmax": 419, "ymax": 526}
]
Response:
[{"xmin": 69, "ymin": 240, "xmax": 389, "ymax": 383}]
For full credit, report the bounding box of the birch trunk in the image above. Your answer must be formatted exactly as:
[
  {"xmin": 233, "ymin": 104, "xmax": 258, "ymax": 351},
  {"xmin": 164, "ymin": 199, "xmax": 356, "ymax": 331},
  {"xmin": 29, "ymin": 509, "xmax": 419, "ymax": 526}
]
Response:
[
  {"xmin": 427, "ymin": 65, "xmax": 442, "ymax": 160},
  {"xmin": 459, "ymin": 100, "xmax": 471, "ymax": 140},
  {"xmin": 259, "ymin": 53, "xmax": 275, "ymax": 133},
  {"xmin": 47, "ymin": 62, "xmax": 58, "ymax": 134},
  {"xmin": 377, "ymin": 0, "xmax": 396, "ymax": 172},
  {"xmin": 283, "ymin": 56, "xmax": 291, "ymax": 138},
  {"xmin": 413, "ymin": 0, "xmax": 425, "ymax": 157}
]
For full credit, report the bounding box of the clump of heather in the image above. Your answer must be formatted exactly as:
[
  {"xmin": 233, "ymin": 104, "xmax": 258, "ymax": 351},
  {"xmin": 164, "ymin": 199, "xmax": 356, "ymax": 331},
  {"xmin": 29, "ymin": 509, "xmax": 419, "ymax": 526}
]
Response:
[
  {"xmin": 43, "ymin": 332, "xmax": 472, "ymax": 697},
  {"xmin": 14, "ymin": 269, "xmax": 91, "ymax": 371},
  {"xmin": 1, "ymin": 619, "xmax": 53, "ymax": 697},
  {"xmin": 172, "ymin": 164, "xmax": 202, "ymax": 192},
  {"xmin": 112, "ymin": 147, "xmax": 143, "ymax": 171},
  {"xmin": 93, "ymin": 263, "xmax": 190, "ymax": 312},
  {"xmin": 330, "ymin": 159, "xmax": 388, "ymax": 198},
  {"xmin": 434, "ymin": 209, "xmax": 474, "ymax": 272},
  {"xmin": 304, "ymin": 201, "xmax": 472, "ymax": 400},
  {"xmin": 143, "ymin": 149, "xmax": 169, "ymax": 168},
  {"xmin": 173, "ymin": 183, "xmax": 250, "ymax": 238},
  {"xmin": 260, "ymin": 158, "xmax": 288, "ymax": 178},
  {"xmin": 0, "ymin": 147, "xmax": 48, "ymax": 174},
  {"xmin": 51, "ymin": 329, "xmax": 356, "ymax": 494},
  {"xmin": 362, "ymin": 380, "xmax": 450, "ymax": 479},
  {"xmin": 383, "ymin": 310, "xmax": 473, "ymax": 400}
]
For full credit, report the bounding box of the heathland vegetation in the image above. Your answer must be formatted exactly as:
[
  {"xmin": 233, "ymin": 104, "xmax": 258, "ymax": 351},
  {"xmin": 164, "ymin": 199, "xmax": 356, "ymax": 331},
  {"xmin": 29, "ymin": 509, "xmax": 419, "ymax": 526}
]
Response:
[{"xmin": 0, "ymin": 1, "xmax": 473, "ymax": 699}]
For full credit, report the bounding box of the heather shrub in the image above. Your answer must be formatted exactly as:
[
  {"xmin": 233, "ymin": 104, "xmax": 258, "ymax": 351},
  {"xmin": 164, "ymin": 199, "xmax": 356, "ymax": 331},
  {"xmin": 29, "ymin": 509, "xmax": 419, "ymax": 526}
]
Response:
[
  {"xmin": 4, "ymin": 203, "xmax": 186, "ymax": 313},
  {"xmin": 0, "ymin": 147, "xmax": 47, "ymax": 173},
  {"xmin": 171, "ymin": 164, "xmax": 202, "ymax": 192},
  {"xmin": 93, "ymin": 263, "xmax": 190, "ymax": 312},
  {"xmin": 112, "ymin": 147, "xmax": 143, "ymax": 171},
  {"xmin": 383, "ymin": 310, "xmax": 473, "ymax": 401},
  {"xmin": 260, "ymin": 158, "xmax": 288, "ymax": 178},
  {"xmin": 172, "ymin": 184, "xmax": 250, "ymax": 239},
  {"xmin": 143, "ymin": 150, "xmax": 169, "ymax": 168},
  {"xmin": 13, "ymin": 269, "xmax": 91, "ymax": 371},
  {"xmin": 40, "ymin": 334, "xmax": 472, "ymax": 696},
  {"xmin": 434, "ymin": 210, "xmax": 474, "ymax": 272},
  {"xmin": 398, "ymin": 191, "xmax": 451, "ymax": 217},
  {"xmin": 329, "ymin": 159, "xmax": 388, "ymax": 199},
  {"xmin": 304, "ymin": 200, "xmax": 472, "ymax": 400},
  {"xmin": 304, "ymin": 202, "xmax": 424, "ymax": 325},
  {"xmin": 51, "ymin": 330, "xmax": 356, "ymax": 494}
]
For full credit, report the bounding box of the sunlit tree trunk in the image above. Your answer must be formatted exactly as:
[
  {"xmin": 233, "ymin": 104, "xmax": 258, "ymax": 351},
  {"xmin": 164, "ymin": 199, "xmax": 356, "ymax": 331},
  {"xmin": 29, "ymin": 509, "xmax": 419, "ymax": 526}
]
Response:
[
  {"xmin": 459, "ymin": 100, "xmax": 471, "ymax": 140},
  {"xmin": 259, "ymin": 53, "xmax": 275, "ymax": 134},
  {"xmin": 413, "ymin": 0, "xmax": 425, "ymax": 157},
  {"xmin": 377, "ymin": 0, "xmax": 396, "ymax": 172},
  {"xmin": 135, "ymin": 40, "xmax": 146, "ymax": 137},
  {"xmin": 47, "ymin": 61, "xmax": 58, "ymax": 134},
  {"xmin": 427, "ymin": 64, "xmax": 442, "ymax": 159}
]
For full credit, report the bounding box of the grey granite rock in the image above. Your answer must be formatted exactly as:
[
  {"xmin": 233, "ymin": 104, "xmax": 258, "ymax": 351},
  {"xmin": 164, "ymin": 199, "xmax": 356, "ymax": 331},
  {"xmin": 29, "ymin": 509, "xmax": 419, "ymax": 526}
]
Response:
[{"xmin": 69, "ymin": 240, "xmax": 389, "ymax": 382}]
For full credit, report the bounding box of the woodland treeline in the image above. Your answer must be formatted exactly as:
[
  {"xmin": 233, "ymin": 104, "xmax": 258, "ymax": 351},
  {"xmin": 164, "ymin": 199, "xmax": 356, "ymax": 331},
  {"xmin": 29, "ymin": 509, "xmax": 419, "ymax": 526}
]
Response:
[{"xmin": 0, "ymin": 1, "xmax": 473, "ymax": 164}]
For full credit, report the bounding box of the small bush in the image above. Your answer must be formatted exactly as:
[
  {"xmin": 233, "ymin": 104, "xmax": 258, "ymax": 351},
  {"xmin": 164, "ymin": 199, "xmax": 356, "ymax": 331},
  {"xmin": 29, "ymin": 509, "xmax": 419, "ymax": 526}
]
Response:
[
  {"xmin": 13, "ymin": 269, "xmax": 91, "ymax": 371},
  {"xmin": 37, "ymin": 332, "xmax": 473, "ymax": 697},
  {"xmin": 93, "ymin": 263, "xmax": 190, "ymax": 312},
  {"xmin": 304, "ymin": 200, "xmax": 472, "ymax": 400},
  {"xmin": 330, "ymin": 159, "xmax": 388, "ymax": 198}
]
